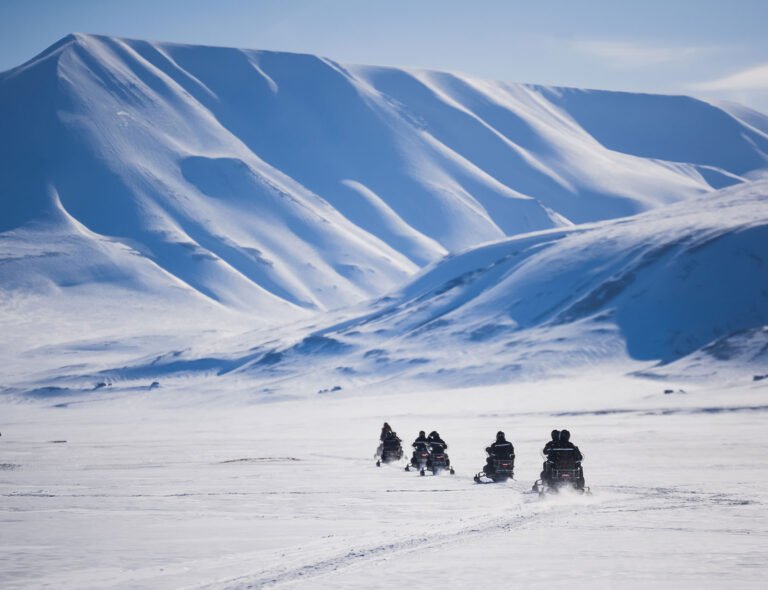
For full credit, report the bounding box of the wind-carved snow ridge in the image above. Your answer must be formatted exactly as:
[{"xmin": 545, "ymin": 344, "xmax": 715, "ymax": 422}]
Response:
[{"xmin": 1, "ymin": 33, "xmax": 768, "ymax": 392}]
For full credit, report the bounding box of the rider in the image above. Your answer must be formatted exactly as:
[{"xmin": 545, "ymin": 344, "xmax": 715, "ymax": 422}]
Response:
[
  {"xmin": 541, "ymin": 429, "xmax": 585, "ymax": 488},
  {"xmin": 378, "ymin": 422, "xmax": 401, "ymax": 458},
  {"xmin": 377, "ymin": 422, "xmax": 393, "ymax": 457},
  {"xmin": 484, "ymin": 431, "xmax": 515, "ymax": 476},
  {"xmin": 558, "ymin": 430, "xmax": 585, "ymax": 489},
  {"xmin": 427, "ymin": 431, "xmax": 449, "ymax": 466},
  {"xmin": 410, "ymin": 430, "xmax": 429, "ymax": 466},
  {"xmin": 381, "ymin": 429, "xmax": 402, "ymax": 457},
  {"xmin": 540, "ymin": 429, "xmax": 560, "ymax": 483}
]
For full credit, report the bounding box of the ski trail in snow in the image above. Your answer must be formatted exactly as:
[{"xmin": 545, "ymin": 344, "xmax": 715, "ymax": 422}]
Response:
[
  {"xmin": 203, "ymin": 493, "xmax": 599, "ymax": 590},
  {"xmin": 196, "ymin": 484, "xmax": 759, "ymax": 589}
]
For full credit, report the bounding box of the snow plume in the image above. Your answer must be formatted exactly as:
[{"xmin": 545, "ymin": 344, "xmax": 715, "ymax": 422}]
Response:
[{"xmin": 571, "ymin": 39, "xmax": 712, "ymax": 68}]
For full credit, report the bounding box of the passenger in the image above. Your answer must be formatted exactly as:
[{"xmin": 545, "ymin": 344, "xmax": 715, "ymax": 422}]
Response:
[
  {"xmin": 542, "ymin": 429, "xmax": 585, "ymax": 489},
  {"xmin": 377, "ymin": 422, "xmax": 394, "ymax": 457},
  {"xmin": 383, "ymin": 429, "xmax": 402, "ymax": 449},
  {"xmin": 557, "ymin": 430, "xmax": 585, "ymax": 489},
  {"xmin": 427, "ymin": 430, "xmax": 448, "ymax": 454},
  {"xmin": 378, "ymin": 429, "xmax": 402, "ymax": 463}
]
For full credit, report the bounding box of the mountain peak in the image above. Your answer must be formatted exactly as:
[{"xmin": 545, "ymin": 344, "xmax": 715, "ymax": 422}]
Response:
[{"xmin": 1, "ymin": 34, "xmax": 767, "ymax": 318}]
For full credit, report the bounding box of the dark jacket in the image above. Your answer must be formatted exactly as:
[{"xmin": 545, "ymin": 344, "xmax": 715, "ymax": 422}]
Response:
[
  {"xmin": 382, "ymin": 431, "xmax": 401, "ymax": 450},
  {"xmin": 543, "ymin": 440, "xmax": 558, "ymax": 458},
  {"xmin": 563, "ymin": 441, "xmax": 583, "ymax": 463},
  {"xmin": 546, "ymin": 441, "xmax": 583, "ymax": 464},
  {"xmin": 412, "ymin": 434, "xmax": 429, "ymax": 450},
  {"xmin": 487, "ymin": 439, "xmax": 515, "ymax": 460},
  {"xmin": 428, "ymin": 435, "xmax": 448, "ymax": 453}
]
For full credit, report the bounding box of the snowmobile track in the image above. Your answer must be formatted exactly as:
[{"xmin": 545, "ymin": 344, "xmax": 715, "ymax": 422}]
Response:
[
  {"xmin": 205, "ymin": 485, "xmax": 758, "ymax": 589},
  {"xmin": 205, "ymin": 496, "xmax": 600, "ymax": 590}
]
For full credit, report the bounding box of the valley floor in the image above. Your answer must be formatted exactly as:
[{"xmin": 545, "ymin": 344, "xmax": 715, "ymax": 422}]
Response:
[{"xmin": 1, "ymin": 375, "xmax": 766, "ymax": 589}]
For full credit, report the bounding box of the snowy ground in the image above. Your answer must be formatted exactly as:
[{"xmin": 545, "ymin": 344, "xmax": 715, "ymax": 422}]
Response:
[{"xmin": 2, "ymin": 373, "xmax": 766, "ymax": 589}]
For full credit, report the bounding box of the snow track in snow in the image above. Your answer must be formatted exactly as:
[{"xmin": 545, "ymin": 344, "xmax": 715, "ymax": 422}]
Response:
[
  {"xmin": 213, "ymin": 493, "xmax": 590, "ymax": 589},
  {"xmin": 212, "ymin": 485, "xmax": 760, "ymax": 590}
]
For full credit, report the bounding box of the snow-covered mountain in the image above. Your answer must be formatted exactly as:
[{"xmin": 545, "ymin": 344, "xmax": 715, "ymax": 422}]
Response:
[
  {"xmin": 17, "ymin": 179, "xmax": 763, "ymax": 393},
  {"xmin": 2, "ymin": 33, "xmax": 768, "ymax": 392},
  {"xmin": 123, "ymin": 178, "xmax": 763, "ymax": 390},
  {"xmin": 2, "ymin": 33, "xmax": 767, "ymax": 318}
]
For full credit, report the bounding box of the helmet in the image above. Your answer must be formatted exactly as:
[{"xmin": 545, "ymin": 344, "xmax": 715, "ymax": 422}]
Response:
[
  {"xmin": 560, "ymin": 429, "xmax": 571, "ymax": 443},
  {"xmin": 496, "ymin": 431, "xmax": 505, "ymax": 440},
  {"xmin": 419, "ymin": 430, "xmax": 426, "ymax": 437},
  {"xmin": 551, "ymin": 429, "xmax": 560, "ymax": 441},
  {"xmin": 429, "ymin": 431, "xmax": 438, "ymax": 438}
]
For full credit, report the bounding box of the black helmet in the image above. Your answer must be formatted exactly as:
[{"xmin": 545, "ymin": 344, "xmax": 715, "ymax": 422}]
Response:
[
  {"xmin": 560, "ymin": 429, "xmax": 571, "ymax": 443},
  {"xmin": 419, "ymin": 430, "xmax": 426, "ymax": 437},
  {"xmin": 551, "ymin": 429, "xmax": 560, "ymax": 441},
  {"xmin": 429, "ymin": 431, "xmax": 438, "ymax": 438},
  {"xmin": 496, "ymin": 431, "xmax": 505, "ymax": 440}
]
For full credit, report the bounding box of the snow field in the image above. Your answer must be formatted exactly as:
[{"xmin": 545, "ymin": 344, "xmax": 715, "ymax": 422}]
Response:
[{"xmin": 1, "ymin": 375, "xmax": 765, "ymax": 589}]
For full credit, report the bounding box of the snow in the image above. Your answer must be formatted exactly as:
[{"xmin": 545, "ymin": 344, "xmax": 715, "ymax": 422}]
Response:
[
  {"xmin": 80, "ymin": 178, "xmax": 761, "ymax": 395},
  {"xmin": 1, "ymin": 376, "xmax": 766, "ymax": 589},
  {"xmin": 2, "ymin": 33, "xmax": 766, "ymax": 320},
  {"xmin": 2, "ymin": 33, "xmax": 768, "ymax": 589}
]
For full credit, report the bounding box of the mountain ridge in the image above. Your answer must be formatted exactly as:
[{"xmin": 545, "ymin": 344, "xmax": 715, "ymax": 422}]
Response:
[
  {"xmin": 1, "ymin": 32, "xmax": 766, "ymax": 335},
  {"xmin": 214, "ymin": 179, "xmax": 768, "ymax": 389}
]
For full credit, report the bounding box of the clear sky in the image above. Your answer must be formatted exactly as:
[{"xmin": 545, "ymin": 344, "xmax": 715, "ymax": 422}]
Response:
[{"xmin": 2, "ymin": 0, "xmax": 768, "ymax": 113}]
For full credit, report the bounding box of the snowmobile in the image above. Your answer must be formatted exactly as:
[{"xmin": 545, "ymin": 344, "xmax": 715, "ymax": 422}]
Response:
[
  {"xmin": 426, "ymin": 449, "xmax": 455, "ymax": 476},
  {"xmin": 474, "ymin": 457, "xmax": 515, "ymax": 483},
  {"xmin": 405, "ymin": 443, "xmax": 431, "ymax": 474},
  {"xmin": 532, "ymin": 448, "xmax": 589, "ymax": 495},
  {"xmin": 376, "ymin": 435, "xmax": 404, "ymax": 467}
]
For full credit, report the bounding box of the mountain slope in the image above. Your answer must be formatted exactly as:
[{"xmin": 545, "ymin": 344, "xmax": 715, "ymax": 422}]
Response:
[
  {"xmin": 2, "ymin": 33, "xmax": 767, "ymax": 317},
  {"xmin": 217, "ymin": 179, "xmax": 768, "ymax": 388}
]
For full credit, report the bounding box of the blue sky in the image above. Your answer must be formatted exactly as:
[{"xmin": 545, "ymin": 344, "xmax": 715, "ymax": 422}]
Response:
[{"xmin": 2, "ymin": 0, "xmax": 768, "ymax": 112}]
